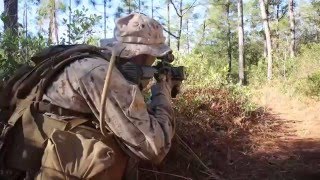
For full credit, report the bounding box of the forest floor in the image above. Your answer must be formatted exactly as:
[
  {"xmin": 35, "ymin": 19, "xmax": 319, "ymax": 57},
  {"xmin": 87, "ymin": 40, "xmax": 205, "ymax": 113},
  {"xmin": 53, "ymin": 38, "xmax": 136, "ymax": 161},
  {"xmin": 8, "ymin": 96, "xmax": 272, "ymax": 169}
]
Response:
[
  {"xmin": 139, "ymin": 87, "xmax": 320, "ymax": 180},
  {"xmin": 250, "ymin": 87, "xmax": 320, "ymax": 180}
]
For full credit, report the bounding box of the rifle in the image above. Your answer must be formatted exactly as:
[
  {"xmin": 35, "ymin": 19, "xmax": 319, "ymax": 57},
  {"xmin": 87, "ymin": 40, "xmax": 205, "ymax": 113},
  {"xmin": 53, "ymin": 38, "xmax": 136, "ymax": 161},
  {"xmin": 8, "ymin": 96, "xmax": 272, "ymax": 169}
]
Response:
[{"xmin": 154, "ymin": 53, "xmax": 186, "ymax": 98}]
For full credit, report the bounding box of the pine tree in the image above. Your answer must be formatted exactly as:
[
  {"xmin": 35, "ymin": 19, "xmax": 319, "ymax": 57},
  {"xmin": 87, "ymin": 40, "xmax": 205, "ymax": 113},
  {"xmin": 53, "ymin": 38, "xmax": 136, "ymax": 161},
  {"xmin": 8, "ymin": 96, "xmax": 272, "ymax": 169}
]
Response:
[
  {"xmin": 289, "ymin": 0, "xmax": 295, "ymax": 57},
  {"xmin": 259, "ymin": 0, "xmax": 273, "ymax": 80},
  {"xmin": 238, "ymin": 0, "xmax": 245, "ymax": 84}
]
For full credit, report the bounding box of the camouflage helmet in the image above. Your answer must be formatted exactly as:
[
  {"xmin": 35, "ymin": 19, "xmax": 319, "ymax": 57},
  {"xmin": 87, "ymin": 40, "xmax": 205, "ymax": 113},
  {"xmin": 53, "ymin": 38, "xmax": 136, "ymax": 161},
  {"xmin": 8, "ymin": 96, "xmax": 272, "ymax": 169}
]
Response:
[{"xmin": 101, "ymin": 13, "xmax": 171, "ymax": 58}]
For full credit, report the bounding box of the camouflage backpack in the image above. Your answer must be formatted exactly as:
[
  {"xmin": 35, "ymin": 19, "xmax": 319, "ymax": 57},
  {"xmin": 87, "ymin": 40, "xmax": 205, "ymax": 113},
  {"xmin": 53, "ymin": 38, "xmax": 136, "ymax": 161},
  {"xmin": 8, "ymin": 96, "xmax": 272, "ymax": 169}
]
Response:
[{"xmin": 0, "ymin": 44, "xmax": 109, "ymax": 176}]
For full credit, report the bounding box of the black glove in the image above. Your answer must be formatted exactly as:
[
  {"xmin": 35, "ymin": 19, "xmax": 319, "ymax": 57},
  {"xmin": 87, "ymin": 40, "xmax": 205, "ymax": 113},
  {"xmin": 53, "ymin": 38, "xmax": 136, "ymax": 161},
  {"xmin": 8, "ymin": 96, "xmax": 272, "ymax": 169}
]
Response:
[
  {"xmin": 154, "ymin": 69, "xmax": 182, "ymax": 98},
  {"xmin": 170, "ymin": 81, "xmax": 182, "ymax": 98}
]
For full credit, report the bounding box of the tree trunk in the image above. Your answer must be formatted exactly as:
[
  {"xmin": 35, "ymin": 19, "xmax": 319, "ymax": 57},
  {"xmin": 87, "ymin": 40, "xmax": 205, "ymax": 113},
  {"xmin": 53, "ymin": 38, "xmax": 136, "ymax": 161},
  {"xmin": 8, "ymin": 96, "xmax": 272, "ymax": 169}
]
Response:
[
  {"xmin": 4, "ymin": 0, "xmax": 18, "ymax": 34},
  {"xmin": 104, "ymin": 0, "xmax": 107, "ymax": 38},
  {"xmin": 23, "ymin": 0, "xmax": 28, "ymax": 61},
  {"xmin": 48, "ymin": 0, "xmax": 55, "ymax": 45},
  {"xmin": 273, "ymin": 0, "xmax": 280, "ymax": 53},
  {"xmin": 259, "ymin": 0, "xmax": 273, "ymax": 80},
  {"xmin": 48, "ymin": 14, "xmax": 53, "ymax": 45},
  {"xmin": 177, "ymin": 0, "xmax": 183, "ymax": 51},
  {"xmin": 263, "ymin": 0, "xmax": 269, "ymax": 58},
  {"xmin": 167, "ymin": 0, "xmax": 170, "ymax": 46},
  {"xmin": 202, "ymin": 20, "xmax": 206, "ymax": 42},
  {"xmin": 238, "ymin": 0, "xmax": 245, "ymax": 85},
  {"xmin": 52, "ymin": 0, "xmax": 59, "ymax": 44},
  {"xmin": 265, "ymin": 0, "xmax": 269, "ymax": 17},
  {"xmin": 24, "ymin": 0, "xmax": 28, "ymax": 38},
  {"xmin": 151, "ymin": 0, "xmax": 154, "ymax": 18},
  {"xmin": 289, "ymin": 0, "xmax": 295, "ymax": 58},
  {"xmin": 54, "ymin": 5, "xmax": 59, "ymax": 44},
  {"xmin": 69, "ymin": 0, "xmax": 71, "ymax": 43},
  {"xmin": 4, "ymin": 0, "xmax": 18, "ymax": 61},
  {"xmin": 47, "ymin": 0, "xmax": 59, "ymax": 44},
  {"xmin": 187, "ymin": 19, "xmax": 190, "ymax": 53},
  {"xmin": 226, "ymin": 0, "xmax": 232, "ymax": 77},
  {"xmin": 263, "ymin": 34, "xmax": 267, "ymax": 58}
]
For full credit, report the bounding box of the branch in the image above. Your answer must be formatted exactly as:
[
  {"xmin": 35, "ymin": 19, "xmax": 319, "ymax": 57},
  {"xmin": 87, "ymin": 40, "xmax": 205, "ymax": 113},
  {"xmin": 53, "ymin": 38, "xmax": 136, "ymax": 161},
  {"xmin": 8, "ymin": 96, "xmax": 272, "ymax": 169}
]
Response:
[
  {"xmin": 163, "ymin": 28, "xmax": 179, "ymax": 39},
  {"xmin": 169, "ymin": 0, "xmax": 182, "ymax": 17},
  {"xmin": 182, "ymin": 0, "xmax": 197, "ymax": 16},
  {"xmin": 154, "ymin": 10, "xmax": 167, "ymax": 22},
  {"xmin": 279, "ymin": 8, "xmax": 289, "ymax": 20},
  {"xmin": 274, "ymin": 7, "xmax": 288, "ymax": 21},
  {"xmin": 187, "ymin": 2, "xmax": 225, "ymax": 8}
]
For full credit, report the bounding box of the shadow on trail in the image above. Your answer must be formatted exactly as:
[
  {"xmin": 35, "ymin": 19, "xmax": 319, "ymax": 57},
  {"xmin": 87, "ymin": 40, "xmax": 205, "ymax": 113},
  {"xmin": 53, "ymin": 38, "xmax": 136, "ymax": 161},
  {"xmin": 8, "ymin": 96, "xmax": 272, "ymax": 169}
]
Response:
[
  {"xmin": 138, "ymin": 89, "xmax": 320, "ymax": 180},
  {"xmin": 252, "ymin": 138, "xmax": 320, "ymax": 180}
]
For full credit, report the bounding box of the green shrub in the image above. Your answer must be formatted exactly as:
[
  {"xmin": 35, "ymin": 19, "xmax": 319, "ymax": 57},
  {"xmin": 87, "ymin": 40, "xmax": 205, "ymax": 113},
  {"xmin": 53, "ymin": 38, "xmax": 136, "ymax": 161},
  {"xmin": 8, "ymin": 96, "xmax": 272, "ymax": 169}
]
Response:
[
  {"xmin": 291, "ymin": 43, "xmax": 320, "ymax": 79},
  {"xmin": 173, "ymin": 52, "xmax": 229, "ymax": 88},
  {"xmin": 297, "ymin": 71, "xmax": 320, "ymax": 98},
  {"xmin": 282, "ymin": 43, "xmax": 320, "ymax": 98},
  {"xmin": 247, "ymin": 59, "xmax": 268, "ymax": 86}
]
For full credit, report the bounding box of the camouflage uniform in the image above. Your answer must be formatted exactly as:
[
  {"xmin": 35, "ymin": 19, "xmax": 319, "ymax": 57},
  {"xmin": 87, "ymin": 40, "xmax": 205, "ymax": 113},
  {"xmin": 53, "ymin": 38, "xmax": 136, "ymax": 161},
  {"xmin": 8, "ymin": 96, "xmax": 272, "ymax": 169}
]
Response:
[
  {"xmin": 4, "ymin": 13, "xmax": 175, "ymax": 179},
  {"xmin": 42, "ymin": 57, "xmax": 174, "ymax": 162}
]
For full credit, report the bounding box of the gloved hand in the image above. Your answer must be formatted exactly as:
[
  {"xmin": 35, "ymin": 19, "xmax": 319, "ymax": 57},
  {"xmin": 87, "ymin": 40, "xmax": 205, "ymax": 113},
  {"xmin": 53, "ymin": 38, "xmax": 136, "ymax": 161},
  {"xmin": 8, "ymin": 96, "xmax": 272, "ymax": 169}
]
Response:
[
  {"xmin": 154, "ymin": 69, "xmax": 182, "ymax": 98},
  {"xmin": 170, "ymin": 80, "xmax": 182, "ymax": 98}
]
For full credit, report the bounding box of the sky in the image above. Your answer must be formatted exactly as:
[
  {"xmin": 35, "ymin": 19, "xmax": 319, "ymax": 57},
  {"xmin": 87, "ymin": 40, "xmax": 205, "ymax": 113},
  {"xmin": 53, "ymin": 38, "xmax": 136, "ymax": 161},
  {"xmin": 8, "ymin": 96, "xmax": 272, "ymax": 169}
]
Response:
[
  {"xmin": 0, "ymin": 0, "xmax": 312, "ymax": 46},
  {"xmin": 0, "ymin": 0, "xmax": 198, "ymax": 41}
]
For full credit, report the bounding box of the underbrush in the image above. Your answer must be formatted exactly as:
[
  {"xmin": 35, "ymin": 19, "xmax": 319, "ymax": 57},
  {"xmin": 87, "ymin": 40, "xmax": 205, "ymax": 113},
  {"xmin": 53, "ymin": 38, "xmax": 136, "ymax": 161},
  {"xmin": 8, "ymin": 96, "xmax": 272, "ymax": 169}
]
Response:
[
  {"xmin": 248, "ymin": 43, "xmax": 320, "ymax": 99},
  {"xmin": 172, "ymin": 52, "xmax": 229, "ymax": 89},
  {"xmin": 304, "ymin": 71, "xmax": 320, "ymax": 98},
  {"xmin": 286, "ymin": 44, "xmax": 320, "ymax": 99},
  {"xmin": 139, "ymin": 88, "xmax": 284, "ymax": 179}
]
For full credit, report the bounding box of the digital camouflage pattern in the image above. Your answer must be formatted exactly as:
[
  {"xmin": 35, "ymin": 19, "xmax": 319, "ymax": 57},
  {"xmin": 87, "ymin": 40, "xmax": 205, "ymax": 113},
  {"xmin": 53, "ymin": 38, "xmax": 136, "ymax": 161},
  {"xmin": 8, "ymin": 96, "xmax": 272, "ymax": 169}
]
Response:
[{"xmin": 101, "ymin": 13, "xmax": 172, "ymax": 58}]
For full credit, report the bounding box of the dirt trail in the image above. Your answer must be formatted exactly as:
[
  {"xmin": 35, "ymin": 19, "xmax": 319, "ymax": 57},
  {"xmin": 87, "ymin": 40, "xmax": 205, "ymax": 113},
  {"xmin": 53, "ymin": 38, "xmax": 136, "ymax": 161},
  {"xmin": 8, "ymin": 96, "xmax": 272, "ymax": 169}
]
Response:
[
  {"xmin": 258, "ymin": 88, "xmax": 320, "ymax": 139},
  {"xmin": 254, "ymin": 87, "xmax": 320, "ymax": 179},
  {"xmin": 141, "ymin": 88, "xmax": 320, "ymax": 180}
]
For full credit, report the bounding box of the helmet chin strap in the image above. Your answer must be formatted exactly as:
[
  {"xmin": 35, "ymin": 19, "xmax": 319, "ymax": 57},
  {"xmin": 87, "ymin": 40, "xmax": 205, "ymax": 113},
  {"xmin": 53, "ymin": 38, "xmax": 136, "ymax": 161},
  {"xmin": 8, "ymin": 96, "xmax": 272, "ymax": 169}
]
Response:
[{"xmin": 99, "ymin": 48, "xmax": 126, "ymax": 136}]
